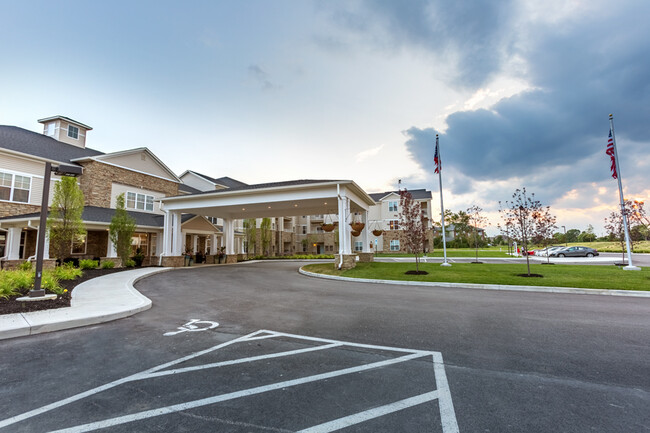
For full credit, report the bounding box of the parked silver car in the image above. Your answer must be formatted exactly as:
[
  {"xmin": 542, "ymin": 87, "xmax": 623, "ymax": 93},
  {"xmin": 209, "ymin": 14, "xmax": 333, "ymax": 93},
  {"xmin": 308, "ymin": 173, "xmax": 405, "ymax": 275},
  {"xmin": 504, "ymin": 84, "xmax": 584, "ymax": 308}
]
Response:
[{"xmin": 549, "ymin": 246, "xmax": 599, "ymax": 258}]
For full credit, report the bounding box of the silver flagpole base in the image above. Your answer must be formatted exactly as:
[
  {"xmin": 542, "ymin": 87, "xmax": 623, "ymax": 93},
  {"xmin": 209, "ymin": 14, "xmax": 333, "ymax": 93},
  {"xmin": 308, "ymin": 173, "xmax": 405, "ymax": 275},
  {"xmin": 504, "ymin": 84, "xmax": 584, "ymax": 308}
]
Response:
[
  {"xmin": 440, "ymin": 262, "xmax": 452, "ymax": 267},
  {"xmin": 623, "ymin": 265, "xmax": 641, "ymax": 271}
]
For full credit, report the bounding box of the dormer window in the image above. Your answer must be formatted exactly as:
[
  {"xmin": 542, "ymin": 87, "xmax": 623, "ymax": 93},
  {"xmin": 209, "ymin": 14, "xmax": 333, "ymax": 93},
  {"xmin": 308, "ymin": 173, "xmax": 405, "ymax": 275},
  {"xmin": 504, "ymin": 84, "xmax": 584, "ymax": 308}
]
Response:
[{"xmin": 68, "ymin": 125, "xmax": 79, "ymax": 139}]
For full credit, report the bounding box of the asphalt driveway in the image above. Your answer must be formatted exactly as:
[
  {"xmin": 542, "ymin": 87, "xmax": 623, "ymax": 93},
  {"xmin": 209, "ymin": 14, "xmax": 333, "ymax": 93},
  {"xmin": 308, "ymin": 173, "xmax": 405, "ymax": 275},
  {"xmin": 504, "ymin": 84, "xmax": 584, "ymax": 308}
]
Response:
[{"xmin": 0, "ymin": 261, "xmax": 648, "ymax": 432}]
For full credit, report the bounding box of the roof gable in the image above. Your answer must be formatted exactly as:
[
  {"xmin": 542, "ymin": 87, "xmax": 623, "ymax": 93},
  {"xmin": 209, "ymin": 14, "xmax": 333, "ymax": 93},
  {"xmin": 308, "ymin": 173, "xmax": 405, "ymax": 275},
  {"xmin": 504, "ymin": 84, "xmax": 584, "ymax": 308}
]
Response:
[{"xmin": 74, "ymin": 147, "xmax": 181, "ymax": 182}]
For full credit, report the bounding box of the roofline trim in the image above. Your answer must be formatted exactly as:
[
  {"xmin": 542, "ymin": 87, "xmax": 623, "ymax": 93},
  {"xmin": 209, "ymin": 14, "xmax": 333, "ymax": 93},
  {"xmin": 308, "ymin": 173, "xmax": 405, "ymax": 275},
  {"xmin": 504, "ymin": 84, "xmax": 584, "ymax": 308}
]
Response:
[{"xmin": 37, "ymin": 116, "xmax": 93, "ymax": 130}]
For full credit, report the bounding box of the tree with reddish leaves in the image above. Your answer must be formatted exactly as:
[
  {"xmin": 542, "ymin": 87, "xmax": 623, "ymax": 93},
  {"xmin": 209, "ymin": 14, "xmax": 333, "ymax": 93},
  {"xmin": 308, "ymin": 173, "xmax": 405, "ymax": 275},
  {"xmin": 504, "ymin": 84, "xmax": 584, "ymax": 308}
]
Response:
[
  {"xmin": 498, "ymin": 188, "xmax": 547, "ymax": 276},
  {"xmin": 604, "ymin": 199, "xmax": 642, "ymax": 262},
  {"xmin": 399, "ymin": 189, "xmax": 428, "ymax": 273},
  {"xmin": 531, "ymin": 206, "xmax": 557, "ymax": 264}
]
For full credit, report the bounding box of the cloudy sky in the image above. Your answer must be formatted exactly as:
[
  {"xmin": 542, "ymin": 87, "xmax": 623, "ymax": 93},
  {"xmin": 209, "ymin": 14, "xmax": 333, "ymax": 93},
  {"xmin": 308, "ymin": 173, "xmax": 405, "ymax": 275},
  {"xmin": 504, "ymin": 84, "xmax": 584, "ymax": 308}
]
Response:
[{"xmin": 2, "ymin": 0, "xmax": 648, "ymax": 235}]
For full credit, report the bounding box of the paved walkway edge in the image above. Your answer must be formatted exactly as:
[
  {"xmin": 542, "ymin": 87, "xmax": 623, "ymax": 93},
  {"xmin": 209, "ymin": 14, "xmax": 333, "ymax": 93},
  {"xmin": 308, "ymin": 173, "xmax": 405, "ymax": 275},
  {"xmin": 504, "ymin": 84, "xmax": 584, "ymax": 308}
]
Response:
[
  {"xmin": 298, "ymin": 267, "xmax": 650, "ymax": 298},
  {"xmin": 0, "ymin": 267, "xmax": 172, "ymax": 341}
]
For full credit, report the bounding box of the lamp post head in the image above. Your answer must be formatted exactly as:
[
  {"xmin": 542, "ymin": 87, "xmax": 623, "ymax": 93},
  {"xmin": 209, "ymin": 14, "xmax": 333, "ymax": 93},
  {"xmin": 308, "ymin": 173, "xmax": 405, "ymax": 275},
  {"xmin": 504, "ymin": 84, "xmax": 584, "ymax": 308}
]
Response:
[{"xmin": 53, "ymin": 164, "xmax": 83, "ymax": 177}]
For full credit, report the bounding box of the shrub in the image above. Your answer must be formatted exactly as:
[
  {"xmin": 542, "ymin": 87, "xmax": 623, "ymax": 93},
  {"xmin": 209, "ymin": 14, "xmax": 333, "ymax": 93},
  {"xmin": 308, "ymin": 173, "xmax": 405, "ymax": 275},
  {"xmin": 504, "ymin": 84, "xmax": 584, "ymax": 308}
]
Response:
[
  {"xmin": 18, "ymin": 261, "xmax": 33, "ymax": 271},
  {"xmin": 101, "ymin": 260, "xmax": 115, "ymax": 269},
  {"xmin": 124, "ymin": 259, "xmax": 136, "ymax": 268},
  {"xmin": 0, "ymin": 271, "xmax": 22, "ymax": 299},
  {"xmin": 79, "ymin": 259, "xmax": 99, "ymax": 270},
  {"xmin": 53, "ymin": 263, "xmax": 83, "ymax": 280},
  {"xmin": 41, "ymin": 271, "xmax": 63, "ymax": 295}
]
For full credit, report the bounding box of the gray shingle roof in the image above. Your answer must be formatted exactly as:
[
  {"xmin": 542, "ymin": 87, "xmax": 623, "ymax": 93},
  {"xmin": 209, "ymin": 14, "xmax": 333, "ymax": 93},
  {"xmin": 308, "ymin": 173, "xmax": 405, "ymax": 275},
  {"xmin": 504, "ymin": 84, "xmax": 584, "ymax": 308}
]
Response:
[
  {"xmin": 0, "ymin": 206, "xmax": 203, "ymax": 229},
  {"xmin": 0, "ymin": 125, "xmax": 104, "ymax": 164},
  {"xmin": 187, "ymin": 171, "xmax": 248, "ymax": 189},
  {"xmin": 178, "ymin": 183, "xmax": 202, "ymax": 194},
  {"xmin": 173, "ymin": 179, "xmax": 345, "ymax": 197},
  {"xmin": 368, "ymin": 189, "xmax": 432, "ymax": 202}
]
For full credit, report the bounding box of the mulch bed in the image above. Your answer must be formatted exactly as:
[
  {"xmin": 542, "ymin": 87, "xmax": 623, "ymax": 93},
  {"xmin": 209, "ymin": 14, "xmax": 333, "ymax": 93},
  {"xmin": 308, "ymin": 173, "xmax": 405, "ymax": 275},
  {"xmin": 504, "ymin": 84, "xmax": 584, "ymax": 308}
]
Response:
[
  {"xmin": 517, "ymin": 273, "xmax": 544, "ymax": 278},
  {"xmin": 404, "ymin": 270, "xmax": 429, "ymax": 275},
  {"xmin": 0, "ymin": 268, "xmax": 128, "ymax": 316}
]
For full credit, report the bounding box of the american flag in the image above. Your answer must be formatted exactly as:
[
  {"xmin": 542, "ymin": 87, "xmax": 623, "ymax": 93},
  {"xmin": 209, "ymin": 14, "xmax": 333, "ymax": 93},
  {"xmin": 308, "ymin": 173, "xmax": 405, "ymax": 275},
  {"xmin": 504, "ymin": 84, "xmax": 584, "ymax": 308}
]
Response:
[
  {"xmin": 606, "ymin": 129, "xmax": 617, "ymax": 179},
  {"xmin": 434, "ymin": 137, "xmax": 440, "ymax": 174}
]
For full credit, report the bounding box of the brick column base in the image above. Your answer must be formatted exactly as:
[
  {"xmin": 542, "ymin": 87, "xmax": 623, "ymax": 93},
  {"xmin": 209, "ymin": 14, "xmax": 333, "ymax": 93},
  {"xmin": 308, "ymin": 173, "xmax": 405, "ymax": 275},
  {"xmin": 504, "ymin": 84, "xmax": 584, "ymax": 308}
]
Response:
[
  {"xmin": 160, "ymin": 256, "xmax": 184, "ymax": 267},
  {"xmin": 100, "ymin": 257, "xmax": 123, "ymax": 268},
  {"xmin": 357, "ymin": 252, "xmax": 374, "ymax": 263},
  {"xmin": 334, "ymin": 254, "xmax": 357, "ymax": 270},
  {"xmin": 226, "ymin": 254, "xmax": 238, "ymax": 264}
]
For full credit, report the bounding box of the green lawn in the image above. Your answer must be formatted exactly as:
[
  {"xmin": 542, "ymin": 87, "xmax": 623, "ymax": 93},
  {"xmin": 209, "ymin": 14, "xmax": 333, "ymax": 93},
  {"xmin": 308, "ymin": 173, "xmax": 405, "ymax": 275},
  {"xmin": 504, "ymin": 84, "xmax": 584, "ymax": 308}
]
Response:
[
  {"xmin": 377, "ymin": 247, "xmax": 510, "ymax": 258},
  {"xmin": 303, "ymin": 262, "xmax": 650, "ymax": 291}
]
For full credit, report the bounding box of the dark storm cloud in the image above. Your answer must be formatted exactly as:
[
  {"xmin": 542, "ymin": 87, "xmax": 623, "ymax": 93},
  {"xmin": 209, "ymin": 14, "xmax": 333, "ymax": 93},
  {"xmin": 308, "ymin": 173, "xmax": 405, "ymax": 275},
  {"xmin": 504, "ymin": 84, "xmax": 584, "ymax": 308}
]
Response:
[
  {"xmin": 330, "ymin": 0, "xmax": 516, "ymax": 88},
  {"xmin": 395, "ymin": 1, "xmax": 650, "ymax": 201}
]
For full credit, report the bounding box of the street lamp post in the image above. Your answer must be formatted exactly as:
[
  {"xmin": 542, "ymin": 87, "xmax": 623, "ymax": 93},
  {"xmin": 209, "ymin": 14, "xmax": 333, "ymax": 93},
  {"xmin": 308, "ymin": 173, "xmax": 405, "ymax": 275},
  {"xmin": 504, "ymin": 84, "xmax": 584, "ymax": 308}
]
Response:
[{"xmin": 31, "ymin": 162, "xmax": 83, "ymax": 298}]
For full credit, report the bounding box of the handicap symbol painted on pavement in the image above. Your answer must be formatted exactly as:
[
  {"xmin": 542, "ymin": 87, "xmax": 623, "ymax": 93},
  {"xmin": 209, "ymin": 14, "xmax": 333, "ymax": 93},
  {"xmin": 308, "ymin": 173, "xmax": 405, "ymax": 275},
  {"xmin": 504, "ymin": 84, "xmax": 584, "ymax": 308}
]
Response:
[{"xmin": 164, "ymin": 319, "xmax": 219, "ymax": 336}]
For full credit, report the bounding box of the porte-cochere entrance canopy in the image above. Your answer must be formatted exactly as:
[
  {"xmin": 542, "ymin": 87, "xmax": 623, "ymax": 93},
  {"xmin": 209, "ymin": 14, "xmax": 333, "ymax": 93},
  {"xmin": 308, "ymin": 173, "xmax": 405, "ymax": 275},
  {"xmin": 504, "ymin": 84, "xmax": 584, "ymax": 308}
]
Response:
[{"xmin": 158, "ymin": 179, "xmax": 376, "ymax": 259}]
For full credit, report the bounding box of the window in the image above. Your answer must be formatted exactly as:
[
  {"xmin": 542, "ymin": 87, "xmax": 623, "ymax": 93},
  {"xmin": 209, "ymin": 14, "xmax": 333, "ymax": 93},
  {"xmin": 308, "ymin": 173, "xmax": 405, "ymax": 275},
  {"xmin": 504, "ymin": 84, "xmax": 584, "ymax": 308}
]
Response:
[
  {"xmin": 302, "ymin": 225, "xmax": 307, "ymax": 234},
  {"xmin": 46, "ymin": 123, "xmax": 55, "ymax": 136},
  {"xmin": 0, "ymin": 171, "xmax": 31, "ymax": 203},
  {"xmin": 126, "ymin": 191, "xmax": 154, "ymax": 212},
  {"xmin": 390, "ymin": 239, "xmax": 400, "ymax": 251},
  {"xmin": 354, "ymin": 241, "xmax": 363, "ymax": 252},
  {"xmin": 131, "ymin": 233, "xmax": 149, "ymax": 255},
  {"xmin": 0, "ymin": 231, "xmax": 5, "ymax": 257},
  {"xmin": 68, "ymin": 125, "xmax": 79, "ymax": 139},
  {"xmin": 71, "ymin": 234, "xmax": 87, "ymax": 255},
  {"xmin": 388, "ymin": 201, "xmax": 398, "ymax": 212},
  {"xmin": 389, "ymin": 220, "xmax": 400, "ymax": 230}
]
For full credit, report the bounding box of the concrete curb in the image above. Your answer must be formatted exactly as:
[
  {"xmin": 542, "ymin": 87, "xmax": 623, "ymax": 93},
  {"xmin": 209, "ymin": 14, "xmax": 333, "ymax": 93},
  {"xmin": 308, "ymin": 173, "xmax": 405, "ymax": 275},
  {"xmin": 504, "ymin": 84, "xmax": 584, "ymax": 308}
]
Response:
[
  {"xmin": 0, "ymin": 267, "xmax": 172, "ymax": 341},
  {"xmin": 298, "ymin": 267, "xmax": 650, "ymax": 298}
]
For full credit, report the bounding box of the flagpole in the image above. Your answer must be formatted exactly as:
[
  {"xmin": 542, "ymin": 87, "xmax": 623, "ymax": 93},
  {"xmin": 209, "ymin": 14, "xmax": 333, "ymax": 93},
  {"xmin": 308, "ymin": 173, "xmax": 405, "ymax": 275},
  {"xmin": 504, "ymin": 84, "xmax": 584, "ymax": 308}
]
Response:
[
  {"xmin": 436, "ymin": 134, "xmax": 451, "ymax": 267},
  {"xmin": 609, "ymin": 114, "xmax": 640, "ymax": 271}
]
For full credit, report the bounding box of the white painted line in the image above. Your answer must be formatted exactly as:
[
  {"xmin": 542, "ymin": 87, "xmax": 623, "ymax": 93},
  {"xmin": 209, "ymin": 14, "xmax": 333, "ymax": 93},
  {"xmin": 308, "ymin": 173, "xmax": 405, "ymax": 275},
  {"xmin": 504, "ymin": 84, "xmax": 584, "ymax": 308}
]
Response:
[
  {"xmin": 0, "ymin": 330, "xmax": 267, "ymax": 430},
  {"xmin": 264, "ymin": 329, "xmax": 431, "ymax": 355},
  {"xmin": 295, "ymin": 390, "xmax": 440, "ymax": 432},
  {"xmin": 47, "ymin": 353, "xmax": 427, "ymax": 433},
  {"xmin": 432, "ymin": 353, "xmax": 459, "ymax": 433},
  {"xmin": 143, "ymin": 343, "xmax": 342, "ymax": 379}
]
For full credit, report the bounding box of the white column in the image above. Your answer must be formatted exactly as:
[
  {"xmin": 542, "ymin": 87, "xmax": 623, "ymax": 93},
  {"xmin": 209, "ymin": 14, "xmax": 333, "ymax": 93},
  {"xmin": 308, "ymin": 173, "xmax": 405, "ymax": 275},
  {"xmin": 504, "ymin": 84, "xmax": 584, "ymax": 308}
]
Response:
[
  {"xmin": 171, "ymin": 211, "xmax": 183, "ymax": 256},
  {"xmin": 42, "ymin": 228, "xmax": 51, "ymax": 260},
  {"xmin": 192, "ymin": 235, "xmax": 198, "ymax": 253},
  {"xmin": 223, "ymin": 218, "xmax": 235, "ymax": 255},
  {"xmin": 156, "ymin": 230, "xmax": 164, "ymax": 257},
  {"xmin": 210, "ymin": 233, "xmax": 218, "ymax": 255},
  {"xmin": 106, "ymin": 232, "xmax": 117, "ymax": 257},
  {"xmin": 162, "ymin": 210, "xmax": 172, "ymax": 256},
  {"xmin": 338, "ymin": 194, "xmax": 351, "ymax": 255},
  {"xmin": 6, "ymin": 227, "xmax": 22, "ymax": 260},
  {"xmin": 361, "ymin": 210, "xmax": 370, "ymax": 253}
]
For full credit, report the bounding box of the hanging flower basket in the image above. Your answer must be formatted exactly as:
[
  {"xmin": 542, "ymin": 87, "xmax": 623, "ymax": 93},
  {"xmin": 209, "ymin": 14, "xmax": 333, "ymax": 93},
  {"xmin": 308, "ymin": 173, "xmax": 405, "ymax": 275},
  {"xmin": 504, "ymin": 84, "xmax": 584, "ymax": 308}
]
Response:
[
  {"xmin": 321, "ymin": 223, "xmax": 336, "ymax": 232},
  {"xmin": 350, "ymin": 222, "xmax": 365, "ymax": 232},
  {"xmin": 351, "ymin": 230, "xmax": 361, "ymax": 237},
  {"xmin": 372, "ymin": 229, "xmax": 383, "ymax": 236}
]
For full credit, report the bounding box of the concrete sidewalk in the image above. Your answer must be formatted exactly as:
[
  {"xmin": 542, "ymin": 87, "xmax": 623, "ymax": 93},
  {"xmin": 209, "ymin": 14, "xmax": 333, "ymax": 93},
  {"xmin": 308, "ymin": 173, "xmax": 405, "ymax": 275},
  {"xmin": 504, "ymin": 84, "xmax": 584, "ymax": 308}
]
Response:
[{"xmin": 0, "ymin": 267, "xmax": 171, "ymax": 340}]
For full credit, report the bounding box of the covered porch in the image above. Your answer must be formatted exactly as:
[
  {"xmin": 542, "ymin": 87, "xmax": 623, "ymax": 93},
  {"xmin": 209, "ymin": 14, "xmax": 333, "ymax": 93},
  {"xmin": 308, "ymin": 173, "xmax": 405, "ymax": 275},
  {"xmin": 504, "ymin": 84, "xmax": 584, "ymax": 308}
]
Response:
[{"xmin": 158, "ymin": 180, "xmax": 376, "ymax": 269}]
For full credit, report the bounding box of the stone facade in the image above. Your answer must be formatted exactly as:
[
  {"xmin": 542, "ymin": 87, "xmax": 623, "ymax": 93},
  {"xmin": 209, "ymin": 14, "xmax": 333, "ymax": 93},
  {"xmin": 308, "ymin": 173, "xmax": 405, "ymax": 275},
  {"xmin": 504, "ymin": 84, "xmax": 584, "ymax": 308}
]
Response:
[
  {"xmin": 78, "ymin": 160, "xmax": 179, "ymax": 208},
  {"xmin": 357, "ymin": 252, "xmax": 374, "ymax": 263},
  {"xmin": 160, "ymin": 256, "xmax": 184, "ymax": 267},
  {"xmin": 0, "ymin": 202, "xmax": 40, "ymax": 218},
  {"xmin": 334, "ymin": 254, "xmax": 356, "ymax": 270}
]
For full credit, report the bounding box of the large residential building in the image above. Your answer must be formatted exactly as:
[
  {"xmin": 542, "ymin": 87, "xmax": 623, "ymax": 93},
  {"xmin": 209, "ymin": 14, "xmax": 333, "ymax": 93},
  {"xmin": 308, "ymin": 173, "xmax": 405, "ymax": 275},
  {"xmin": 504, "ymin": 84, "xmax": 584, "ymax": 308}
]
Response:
[{"xmin": 1, "ymin": 116, "xmax": 435, "ymax": 268}]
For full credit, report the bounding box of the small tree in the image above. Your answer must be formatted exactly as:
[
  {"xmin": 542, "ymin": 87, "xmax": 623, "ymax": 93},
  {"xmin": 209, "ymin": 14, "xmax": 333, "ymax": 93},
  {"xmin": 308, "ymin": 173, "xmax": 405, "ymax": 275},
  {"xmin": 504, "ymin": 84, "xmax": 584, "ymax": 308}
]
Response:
[
  {"xmin": 466, "ymin": 205, "xmax": 487, "ymax": 263},
  {"xmin": 604, "ymin": 200, "xmax": 639, "ymax": 263},
  {"xmin": 109, "ymin": 193, "xmax": 136, "ymax": 265},
  {"xmin": 398, "ymin": 189, "xmax": 427, "ymax": 273},
  {"xmin": 499, "ymin": 188, "xmax": 545, "ymax": 276},
  {"xmin": 448, "ymin": 210, "xmax": 472, "ymax": 248},
  {"xmin": 531, "ymin": 206, "xmax": 557, "ymax": 264},
  {"xmin": 243, "ymin": 218, "xmax": 257, "ymax": 256},
  {"xmin": 47, "ymin": 176, "xmax": 86, "ymax": 263},
  {"xmin": 260, "ymin": 218, "xmax": 272, "ymax": 256}
]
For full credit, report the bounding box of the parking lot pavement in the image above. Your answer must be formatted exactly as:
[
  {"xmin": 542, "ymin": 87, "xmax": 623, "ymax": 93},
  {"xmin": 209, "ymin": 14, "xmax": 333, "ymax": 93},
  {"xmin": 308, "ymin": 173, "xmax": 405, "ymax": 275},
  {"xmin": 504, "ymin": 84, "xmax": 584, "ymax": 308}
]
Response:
[{"xmin": 0, "ymin": 330, "xmax": 458, "ymax": 433}]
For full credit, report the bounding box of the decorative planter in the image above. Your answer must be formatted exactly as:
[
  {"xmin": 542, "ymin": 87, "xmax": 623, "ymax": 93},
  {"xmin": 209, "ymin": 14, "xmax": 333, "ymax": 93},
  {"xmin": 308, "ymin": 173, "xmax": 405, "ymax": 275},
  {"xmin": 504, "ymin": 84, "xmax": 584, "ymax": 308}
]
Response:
[
  {"xmin": 350, "ymin": 222, "xmax": 365, "ymax": 232},
  {"xmin": 321, "ymin": 223, "xmax": 336, "ymax": 232},
  {"xmin": 372, "ymin": 230, "xmax": 383, "ymax": 236},
  {"xmin": 351, "ymin": 230, "xmax": 361, "ymax": 237}
]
